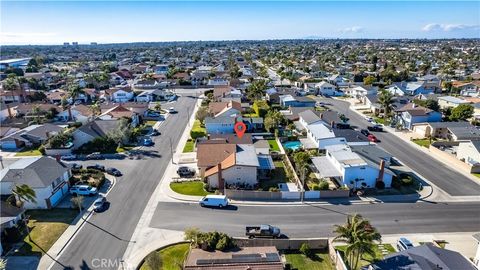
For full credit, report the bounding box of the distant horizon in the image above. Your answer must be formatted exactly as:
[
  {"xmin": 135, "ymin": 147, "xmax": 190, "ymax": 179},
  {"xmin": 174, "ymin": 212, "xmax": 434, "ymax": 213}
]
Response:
[
  {"xmin": 1, "ymin": 1, "xmax": 479, "ymax": 45},
  {"xmin": 2, "ymin": 37, "xmax": 480, "ymax": 47}
]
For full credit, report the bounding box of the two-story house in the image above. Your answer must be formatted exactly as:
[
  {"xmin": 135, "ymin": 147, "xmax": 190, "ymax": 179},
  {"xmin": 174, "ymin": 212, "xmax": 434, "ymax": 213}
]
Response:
[{"xmin": 394, "ymin": 103, "xmax": 442, "ymax": 130}]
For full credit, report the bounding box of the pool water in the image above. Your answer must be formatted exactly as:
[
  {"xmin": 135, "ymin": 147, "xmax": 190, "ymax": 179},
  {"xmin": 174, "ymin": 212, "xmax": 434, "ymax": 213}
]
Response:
[{"xmin": 283, "ymin": 141, "xmax": 302, "ymax": 150}]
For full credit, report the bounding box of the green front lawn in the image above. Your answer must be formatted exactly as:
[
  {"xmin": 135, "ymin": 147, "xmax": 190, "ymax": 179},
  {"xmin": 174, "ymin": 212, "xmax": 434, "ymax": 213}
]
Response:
[
  {"xmin": 145, "ymin": 120, "xmax": 158, "ymax": 126},
  {"xmin": 412, "ymin": 139, "xmax": 432, "ymax": 148},
  {"xmin": 15, "ymin": 146, "xmax": 42, "ymax": 157},
  {"xmin": 373, "ymin": 117, "xmax": 386, "ymax": 125},
  {"xmin": 267, "ymin": 139, "xmax": 280, "ymax": 151},
  {"xmin": 116, "ymin": 145, "xmax": 136, "ymax": 152},
  {"xmin": 192, "ymin": 120, "xmax": 205, "ymax": 132},
  {"xmin": 140, "ymin": 243, "xmax": 190, "ymax": 270},
  {"xmin": 17, "ymin": 209, "xmax": 78, "ymax": 256},
  {"xmin": 472, "ymin": 173, "xmax": 480, "ymax": 180},
  {"xmin": 259, "ymin": 161, "xmax": 288, "ymax": 191},
  {"xmin": 183, "ymin": 140, "xmax": 195, "ymax": 153},
  {"xmin": 170, "ymin": 181, "xmax": 212, "ymax": 196},
  {"xmin": 285, "ymin": 251, "xmax": 334, "ymax": 270},
  {"xmin": 336, "ymin": 244, "xmax": 395, "ymax": 270}
]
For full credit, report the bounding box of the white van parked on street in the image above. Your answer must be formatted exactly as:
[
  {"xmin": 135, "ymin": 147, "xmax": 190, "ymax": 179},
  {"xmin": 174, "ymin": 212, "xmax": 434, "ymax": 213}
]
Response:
[{"xmin": 199, "ymin": 195, "xmax": 229, "ymax": 208}]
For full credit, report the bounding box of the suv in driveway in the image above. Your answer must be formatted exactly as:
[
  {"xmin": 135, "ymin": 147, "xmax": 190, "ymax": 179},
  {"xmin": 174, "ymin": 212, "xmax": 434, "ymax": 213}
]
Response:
[
  {"xmin": 87, "ymin": 164, "xmax": 105, "ymax": 171},
  {"xmin": 177, "ymin": 166, "xmax": 195, "ymax": 177},
  {"xmin": 70, "ymin": 185, "xmax": 97, "ymax": 196}
]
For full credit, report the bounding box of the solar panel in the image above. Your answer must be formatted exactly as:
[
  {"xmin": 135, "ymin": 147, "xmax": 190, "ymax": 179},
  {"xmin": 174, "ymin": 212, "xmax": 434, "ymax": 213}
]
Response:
[{"xmin": 196, "ymin": 253, "xmax": 280, "ymax": 265}]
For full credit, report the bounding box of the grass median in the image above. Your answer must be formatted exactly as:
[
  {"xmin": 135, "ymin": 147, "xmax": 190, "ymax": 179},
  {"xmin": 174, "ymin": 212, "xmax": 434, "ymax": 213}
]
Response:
[
  {"xmin": 170, "ymin": 181, "xmax": 212, "ymax": 196},
  {"xmin": 140, "ymin": 243, "xmax": 190, "ymax": 270}
]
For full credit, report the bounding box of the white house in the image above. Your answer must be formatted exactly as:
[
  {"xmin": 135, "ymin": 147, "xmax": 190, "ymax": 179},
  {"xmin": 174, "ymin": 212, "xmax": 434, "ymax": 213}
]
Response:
[
  {"xmin": 456, "ymin": 140, "xmax": 480, "ymax": 172},
  {"xmin": 311, "ymin": 144, "xmax": 393, "ymax": 189},
  {"xmin": 56, "ymin": 104, "xmax": 93, "ymax": 123},
  {"xmin": 347, "ymin": 85, "xmax": 378, "ymax": 98},
  {"xmin": 303, "ymin": 122, "xmax": 346, "ymax": 150},
  {"xmin": 437, "ymin": 96, "xmax": 470, "ymax": 109},
  {"xmin": 205, "ymin": 144, "xmax": 260, "ymax": 189},
  {"xmin": 104, "ymin": 88, "xmax": 134, "ymax": 103},
  {"xmin": 0, "ymin": 157, "xmax": 71, "ymax": 209},
  {"xmin": 316, "ymin": 81, "xmax": 338, "ymax": 96}
]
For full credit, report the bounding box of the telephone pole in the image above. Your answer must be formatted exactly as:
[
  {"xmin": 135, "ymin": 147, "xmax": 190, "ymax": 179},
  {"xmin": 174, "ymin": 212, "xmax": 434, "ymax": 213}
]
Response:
[{"xmin": 169, "ymin": 137, "xmax": 174, "ymax": 164}]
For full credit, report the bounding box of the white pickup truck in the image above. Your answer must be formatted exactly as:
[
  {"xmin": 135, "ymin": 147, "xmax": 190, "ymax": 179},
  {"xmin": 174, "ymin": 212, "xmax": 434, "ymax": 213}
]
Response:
[{"xmin": 70, "ymin": 185, "xmax": 97, "ymax": 196}]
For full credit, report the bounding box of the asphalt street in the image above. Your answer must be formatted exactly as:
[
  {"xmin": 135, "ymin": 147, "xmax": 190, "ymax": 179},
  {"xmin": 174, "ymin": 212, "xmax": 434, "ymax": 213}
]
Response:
[
  {"xmin": 322, "ymin": 98, "xmax": 480, "ymax": 196},
  {"xmin": 151, "ymin": 201, "xmax": 480, "ymax": 238},
  {"xmin": 50, "ymin": 94, "xmax": 198, "ymax": 270}
]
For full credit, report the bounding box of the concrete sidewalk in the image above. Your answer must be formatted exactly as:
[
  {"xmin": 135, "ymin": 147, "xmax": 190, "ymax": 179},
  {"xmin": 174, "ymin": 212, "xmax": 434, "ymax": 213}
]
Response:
[{"xmin": 38, "ymin": 174, "xmax": 117, "ymax": 270}]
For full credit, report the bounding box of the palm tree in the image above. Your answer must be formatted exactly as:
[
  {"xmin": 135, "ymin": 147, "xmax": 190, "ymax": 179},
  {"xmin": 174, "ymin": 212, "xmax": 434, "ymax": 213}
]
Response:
[
  {"xmin": 377, "ymin": 90, "xmax": 395, "ymax": 121},
  {"xmin": 333, "ymin": 214, "xmax": 381, "ymax": 270},
  {"xmin": 66, "ymin": 83, "xmax": 84, "ymax": 120},
  {"xmin": 3, "ymin": 74, "xmax": 19, "ymax": 103},
  {"xmin": 89, "ymin": 102, "xmax": 101, "ymax": 120},
  {"xmin": 31, "ymin": 105, "xmax": 42, "ymax": 123},
  {"xmin": 11, "ymin": 184, "xmax": 37, "ymax": 208}
]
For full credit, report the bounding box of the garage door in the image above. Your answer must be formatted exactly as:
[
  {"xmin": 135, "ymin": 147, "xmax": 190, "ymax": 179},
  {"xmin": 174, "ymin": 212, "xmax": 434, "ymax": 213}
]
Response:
[{"xmin": 1, "ymin": 141, "xmax": 18, "ymax": 150}]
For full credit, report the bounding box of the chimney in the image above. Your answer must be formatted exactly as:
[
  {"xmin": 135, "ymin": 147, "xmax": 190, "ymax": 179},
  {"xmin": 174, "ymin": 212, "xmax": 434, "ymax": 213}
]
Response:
[
  {"xmin": 6, "ymin": 104, "xmax": 12, "ymax": 118},
  {"xmin": 377, "ymin": 160, "xmax": 385, "ymax": 183},
  {"xmin": 330, "ymin": 121, "xmax": 335, "ymax": 128},
  {"xmin": 217, "ymin": 163, "xmax": 224, "ymax": 193},
  {"xmin": 55, "ymin": 155, "xmax": 61, "ymax": 162}
]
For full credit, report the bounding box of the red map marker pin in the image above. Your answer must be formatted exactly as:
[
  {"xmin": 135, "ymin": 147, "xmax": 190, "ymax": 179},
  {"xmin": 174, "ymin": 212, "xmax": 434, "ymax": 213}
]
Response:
[{"xmin": 234, "ymin": 122, "xmax": 246, "ymax": 138}]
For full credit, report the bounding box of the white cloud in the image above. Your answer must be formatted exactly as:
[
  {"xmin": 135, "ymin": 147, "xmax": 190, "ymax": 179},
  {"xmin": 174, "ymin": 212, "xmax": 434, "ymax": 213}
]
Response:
[
  {"xmin": 340, "ymin": 26, "xmax": 364, "ymax": 33},
  {"xmin": 422, "ymin": 23, "xmax": 480, "ymax": 32}
]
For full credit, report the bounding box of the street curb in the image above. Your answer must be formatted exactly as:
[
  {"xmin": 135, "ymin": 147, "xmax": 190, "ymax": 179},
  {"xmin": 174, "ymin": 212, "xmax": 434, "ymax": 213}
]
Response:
[{"xmin": 134, "ymin": 241, "xmax": 190, "ymax": 270}]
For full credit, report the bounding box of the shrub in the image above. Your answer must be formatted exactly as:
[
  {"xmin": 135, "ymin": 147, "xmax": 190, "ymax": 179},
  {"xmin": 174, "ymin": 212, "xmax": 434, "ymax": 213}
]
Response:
[
  {"xmin": 190, "ymin": 130, "xmax": 207, "ymax": 140},
  {"xmin": 204, "ymin": 231, "xmax": 221, "ymax": 250},
  {"xmin": 318, "ymin": 180, "xmax": 329, "ymax": 190},
  {"xmin": 216, "ymin": 234, "xmax": 234, "ymax": 251},
  {"xmin": 38, "ymin": 145, "xmax": 46, "ymax": 155},
  {"xmin": 300, "ymin": 243, "xmax": 311, "ymax": 257},
  {"xmin": 269, "ymin": 187, "xmax": 279, "ymax": 192},
  {"xmin": 68, "ymin": 122, "xmax": 82, "ymax": 128}
]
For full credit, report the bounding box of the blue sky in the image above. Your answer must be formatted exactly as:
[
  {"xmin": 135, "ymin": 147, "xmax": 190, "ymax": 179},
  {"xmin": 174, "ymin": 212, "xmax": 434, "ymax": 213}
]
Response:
[{"xmin": 1, "ymin": 1, "xmax": 479, "ymax": 45}]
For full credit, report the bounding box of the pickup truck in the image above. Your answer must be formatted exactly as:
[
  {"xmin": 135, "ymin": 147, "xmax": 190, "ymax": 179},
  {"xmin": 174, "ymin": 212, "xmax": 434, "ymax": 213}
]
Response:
[{"xmin": 245, "ymin": 224, "xmax": 281, "ymax": 239}]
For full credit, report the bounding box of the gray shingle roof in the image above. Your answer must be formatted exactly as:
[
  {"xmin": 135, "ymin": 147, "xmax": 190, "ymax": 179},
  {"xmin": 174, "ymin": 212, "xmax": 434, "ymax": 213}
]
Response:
[
  {"xmin": 0, "ymin": 156, "xmax": 70, "ymax": 188},
  {"xmin": 299, "ymin": 110, "xmax": 322, "ymax": 125},
  {"xmin": 76, "ymin": 120, "xmax": 120, "ymax": 138}
]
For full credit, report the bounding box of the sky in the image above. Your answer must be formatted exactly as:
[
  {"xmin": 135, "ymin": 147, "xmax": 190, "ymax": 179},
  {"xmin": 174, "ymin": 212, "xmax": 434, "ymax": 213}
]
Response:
[{"xmin": 1, "ymin": 1, "xmax": 479, "ymax": 45}]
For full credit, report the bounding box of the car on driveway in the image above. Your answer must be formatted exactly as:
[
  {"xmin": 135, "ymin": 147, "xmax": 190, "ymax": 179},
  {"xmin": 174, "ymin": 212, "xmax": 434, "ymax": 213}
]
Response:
[
  {"xmin": 360, "ymin": 129, "xmax": 370, "ymax": 136},
  {"xmin": 106, "ymin": 167, "xmax": 122, "ymax": 176},
  {"xmin": 70, "ymin": 185, "xmax": 97, "ymax": 196},
  {"xmin": 87, "ymin": 164, "xmax": 105, "ymax": 171},
  {"xmin": 365, "ymin": 116, "xmax": 373, "ymax": 122},
  {"xmin": 71, "ymin": 163, "xmax": 83, "ymax": 170},
  {"xmin": 143, "ymin": 137, "xmax": 154, "ymax": 146},
  {"xmin": 177, "ymin": 166, "xmax": 195, "ymax": 177},
  {"xmin": 93, "ymin": 196, "xmax": 107, "ymax": 212}
]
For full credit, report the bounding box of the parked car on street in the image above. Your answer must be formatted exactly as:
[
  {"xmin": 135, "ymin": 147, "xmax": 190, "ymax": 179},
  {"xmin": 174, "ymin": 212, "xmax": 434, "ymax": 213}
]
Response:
[
  {"xmin": 106, "ymin": 167, "xmax": 122, "ymax": 176},
  {"xmin": 360, "ymin": 129, "xmax": 370, "ymax": 136},
  {"xmin": 143, "ymin": 137, "xmax": 154, "ymax": 146},
  {"xmin": 71, "ymin": 163, "xmax": 83, "ymax": 170},
  {"xmin": 93, "ymin": 196, "xmax": 107, "ymax": 212},
  {"xmin": 368, "ymin": 134, "xmax": 379, "ymax": 142},
  {"xmin": 397, "ymin": 237, "xmax": 414, "ymax": 251},
  {"xmin": 246, "ymin": 224, "xmax": 281, "ymax": 239},
  {"xmin": 177, "ymin": 166, "xmax": 195, "ymax": 177},
  {"xmin": 87, "ymin": 152, "xmax": 105, "ymax": 160},
  {"xmin": 168, "ymin": 107, "xmax": 177, "ymax": 114},
  {"xmin": 151, "ymin": 129, "xmax": 161, "ymax": 136},
  {"xmin": 199, "ymin": 195, "xmax": 229, "ymax": 208},
  {"xmin": 365, "ymin": 116, "xmax": 373, "ymax": 122},
  {"xmin": 70, "ymin": 185, "xmax": 97, "ymax": 196},
  {"xmin": 87, "ymin": 164, "xmax": 105, "ymax": 171},
  {"xmin": 367, "ymin": 125, "xmax": 383, "ymax": 132},
  {"xmin": 61, "ymin": 154, "xmax": 77, "ymax": 161}
]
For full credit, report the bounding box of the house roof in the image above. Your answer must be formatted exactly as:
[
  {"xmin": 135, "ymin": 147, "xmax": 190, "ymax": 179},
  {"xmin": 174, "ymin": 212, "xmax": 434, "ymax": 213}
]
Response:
[
  {"xmin": 299, "ymin": 110, "xmax": 322, "ymax": 125},
  {"xmin": 196, "ymin": 143, "xmax": 236, "ymax": 168},
  {"xmin": 0, "ymin": 201, "xmax": 25, "ymax": 226},
  {"xmin": 204, "ymin": 144, "xmax": 259, "ymax": 177},
  {"xmin": 0, "ymin": 124, "xmax": 63, "ymax": 143},
  {"xmin": 0, "ymin": 156, "xmax": 69, "ymax": 188},
  {"xmin": 396, "ymin": 103, "xmax": 433, "ymax": 116},
  {"xmin": 100, "ymin": 105, "xmax": 135, "ymax": 119},
  {"xmin": 366, "ymin": 243, "xmax": 476, "ymax": 270},
  {"xmin": 311, "ymin": 156, "xmax": 342, "ymax": 178},
  {"xmin": 448, "ymin": 126, "xmax": 480, "ymax": 140},
  {"xmin": 437, "ymin": 96, "xmax": 470, "ymax": 104},
  {"xmin": 209, "ymin": 134, "xmax": 253, "ymax": 144},
  {"xmin": 307, "ymin": 122, "xmax": 336, "ymax": 140},
  {"xmin": 75, "ymin": 120, "xmax": 120, "ymax": 138},
  {"xmin": 321, "ymin": 110, "xmax": 343, "ymax": 125}
]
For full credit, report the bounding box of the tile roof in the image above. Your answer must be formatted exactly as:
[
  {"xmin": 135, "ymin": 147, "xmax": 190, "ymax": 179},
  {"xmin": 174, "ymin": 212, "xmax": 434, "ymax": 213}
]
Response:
[{"xmin": 196, "ymin": 143, "xmax": 236, "ymax": 168}]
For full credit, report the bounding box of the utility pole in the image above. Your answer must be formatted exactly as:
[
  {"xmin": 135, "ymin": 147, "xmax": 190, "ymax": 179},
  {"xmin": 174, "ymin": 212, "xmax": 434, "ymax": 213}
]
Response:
[
  {"xmin": 300, "ymin": 167, "xmax": 306, "ymax": 203},
  {"xmin": 187, "ymin": 107, "xmax": 191, "ymax": 127},
  {"xmin": 0, "ymin": 156, "xmax": 3, "ymax": 169}
]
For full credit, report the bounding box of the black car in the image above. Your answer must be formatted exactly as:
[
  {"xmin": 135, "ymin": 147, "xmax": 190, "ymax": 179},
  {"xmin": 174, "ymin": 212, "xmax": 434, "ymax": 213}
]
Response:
[
  {"xmin": 87, "ymin": 164, "xmax": 105, "ymax": 171},
  {"xmin": 151, "ymin": 130, "xmax": 161, "ymax": 136},
  {"xmin": 71, "ymin": 163, "xmax": 83, "ymax": 170},
  {"xmin": 106, "ymin": 167, "xmax": 122, "ymax": 176},
  {"xmin": 360, "ymin": 129, "xmax": 370, "ymax": 136},
  {"xmin": 367, "ymin": 125, "xmax": 383, "ymax": 132},
  {"xmin": 177, "ymin": 166, "xmax": 195, "ymax": 178}
]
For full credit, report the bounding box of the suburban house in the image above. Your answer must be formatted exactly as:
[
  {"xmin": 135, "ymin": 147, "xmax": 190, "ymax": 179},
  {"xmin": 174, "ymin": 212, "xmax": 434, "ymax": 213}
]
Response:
[
  {"xmin": 72, "ymin": 119, "xmax": 120, "ymax": 149},
  {"xmin": 135, "ymin": 89, "xmax": 173, "ymax": 102},
  {"xmin": 279, "ymin": 95, "xmax": 316, "ymax": 107},
  {"xmin": 298, "ymin": 109, "xmax": 323, "ymax": 129},
  {"xmin": 213, "ymin": 101, "xmax": 242, "ymax": 118},
  {"xmin": 311, "ymin": 144, "xmax": 393, "ymax": 190},
  {"xmin": 473, "ymin": 233, "xmax": 480, "ymax": 268},
  {"xmin": 0, "ymin": 157, "xmax": 71, "ymax": 209},
  {"xmin": 455, "ymin": 81, "xmax": 480, "ymax": 97},
  {"xmin": 456, "ymin": 140, "xmax": 480, "ymax": 171},
  {"xmin": 301, "ymin": 121, "xmax": 347, "ymax": 150},
  {"xmin": 412, "ymin": 121, "xmax": 480, "ymax": 141},
  {"xmin": 184, "ymin": 246, "xmax": 283, "ymax": 270},
  {"xmin": 98, "ymin": 105, "xmax": 140, "ymax": 127},
  {"xmin": 204, "ymin": 116, "xmax": 236, "ymax": 134},
  {"xmin": 196, "ymin": 142, "xmax": 237, "ymax": 177},
  {"xmin": 364, "ymin": 243, "xmax": 476, "ymax": 270},
  {"xmin": 416, "ymin": 74, "xmax": 442, "ymax": 93},
  {"xmin": 0, "ymin": 90, "xmax": 22, "ymax": 104},
  {"xmin": 46, "ymin": 90, "xmax": 67, "ymax": 104},
  {"xmin": 56, "ymin": 104, "xmax": 94, "ymax": 123},
  {"xmin": 207, "ymin": 78, "xmax": 229, "ymax": 86},
  {"xmin": 15, "ymin": 103, "xmax": 62, "ymax": 119},
  {"xmin": 243, "ymin": 117, "xmax": 264, "ymax": 132},
  {"xmin": 437, "ymin": 96, "xmax": 471, "ymax": 109},
  {"xmin": 104, "ymin": 87, "xmax": 134, "ymax": 103},
  {"xmin": 208, "ymin": 101, "xmax": 242, "ymax": 116},
  {"xmin": 280, "ymin": 106, "xmax": 316, "ymax": 121},
  {"xmin": 306, "ymin": 81, "xmax": 339, "ymax": 96},
  {"xmin": 386, "ymin": 82, "xmax": 432, "ymax": 96},
  {"xmin": 394, "ymin": 103, "xmax": 442, "ymax": 130},
  {"xmin": 347, "ymin": 85, "xmax": 378, "ymax": 98},
  {"xmin": 213, "ymin": 86, "xmax": 242, "ymax": 103},
  {"xmin": 0, "ymin": 123, "xmax": 64, "ymax": 150}
]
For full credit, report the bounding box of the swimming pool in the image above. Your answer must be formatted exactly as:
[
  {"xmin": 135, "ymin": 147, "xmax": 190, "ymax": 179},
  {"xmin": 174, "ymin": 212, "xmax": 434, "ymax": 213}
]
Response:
[{"xmin": 283, "ymin": 141, "xmax": 302, "ymax": 151}]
